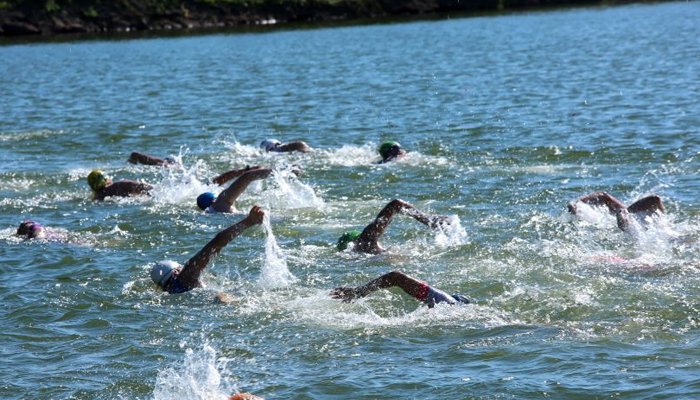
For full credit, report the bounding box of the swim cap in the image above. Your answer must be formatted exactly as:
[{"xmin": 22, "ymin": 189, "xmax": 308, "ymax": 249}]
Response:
[
  {"xmin": 87, "ymin": 170, "xmax": 108, "ymax": 191},
  {"xmin": 378, "ymin": 141, "xmax": 402, "ymax": 159},
  {"xmin": 150, "ymin": 260, "xmax": 179, "ymax": 289},
  {"xmin": 164, "ymin": 155, "xmax": 178, "ymax": 164},
  {"xmin": 197, "ymin": 192, "xmax": 216, "ymax": 210},
  {"xmin": 260, "ymin": 139, "xmax": 281, "ymax": 152},
  {"xmin": 337, "ymin": 230, "xmax": 361, "ymax": 251},
  {"xmin": 17, "ymin": 220, "xmax": 36, "ymax": 236},
  {"xmin": 451, "ymin": 293, "xmax": 470, "ymax": 305}
]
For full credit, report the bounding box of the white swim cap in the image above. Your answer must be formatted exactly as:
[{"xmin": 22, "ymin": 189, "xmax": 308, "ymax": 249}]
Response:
[
  {"xmin": 150, "ymin": 260, "xmax": 179, "ymax": 289},
  {"xmin": 260, "ymin": 139, "xmax": 281, "ymax": 152}
]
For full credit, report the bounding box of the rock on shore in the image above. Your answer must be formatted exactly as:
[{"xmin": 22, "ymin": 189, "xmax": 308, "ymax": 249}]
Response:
[{"xmin": 0, "ymin": 0, "xmax": 629, "ymax": 37}]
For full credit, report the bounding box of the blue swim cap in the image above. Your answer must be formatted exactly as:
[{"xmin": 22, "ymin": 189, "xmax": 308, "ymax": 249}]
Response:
[{"xmin": 197, "ymin": 192, "xmax": 216, "ymax": 210}]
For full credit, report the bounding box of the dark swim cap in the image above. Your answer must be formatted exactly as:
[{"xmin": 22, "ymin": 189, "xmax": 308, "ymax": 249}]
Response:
[
  {"xmin": 196, "ymin": 192, "xmax": 216, "ymax": 210},
  {"xmin": 378, "ymin": 141, "xmax": 402, "ymax": 159},
  {"xmin": 337, "ymin": 230, "xmax": 361, "ymax": 251},
  {"xmin": 451, "ymin": 294, "xmax": 470, "ymax": 304}
]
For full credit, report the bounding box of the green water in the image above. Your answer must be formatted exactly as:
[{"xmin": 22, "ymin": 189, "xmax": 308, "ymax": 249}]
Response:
[{"xmin": 1, "ymin": 2, "xmax": 700, "ymax": 399}]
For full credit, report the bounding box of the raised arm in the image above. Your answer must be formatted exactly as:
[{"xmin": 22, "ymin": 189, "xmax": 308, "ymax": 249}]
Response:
[
  {"xmin": 567, "ymin": 191, "xmax": 626, "ymax": 215},
  {"xmin": 331, "ymin": 270, "xmax": 423, "ymax": 302},
  {"xmin": 356, "ymin": 199, "xmax": 443, "ymax": 246},
  {"xmin": 212, "ymin": 168, "xmax": 272, "ymax": 212},
  {"xmin": 279, "ymin": 141, "xmax": 312, "ymax": 153},
  {"xmin": 128, "ymin": 151, "xmax": 166, "ymax": 166},
  {"xmin": 211, "ymin": 165, "xmax": 264, "ymax": 186},
  {"xmin": 177, "ymin": 206, "xmax": 264, "ymax": 287},
  {"xmin": 626, "ymin": 195, "xmax": 665, "ymax": 215}
]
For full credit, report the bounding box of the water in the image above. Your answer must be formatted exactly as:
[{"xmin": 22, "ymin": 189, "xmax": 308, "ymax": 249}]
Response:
[{"xmin": 1, "ymin": 1, "xmax": 700, "ymax": 398}]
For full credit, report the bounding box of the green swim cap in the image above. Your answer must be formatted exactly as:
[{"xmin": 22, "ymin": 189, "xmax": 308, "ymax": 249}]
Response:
[
  {"xmin": 337, "ymin": 230, "xmax": 361, "ymax": 251},
  {"xmin": 378, "ymin": 141, "xmax": 401, "ymax": 159},
  {"xmin": 87, "ymin": 170, "xmax": 108, "ymax": 191}
]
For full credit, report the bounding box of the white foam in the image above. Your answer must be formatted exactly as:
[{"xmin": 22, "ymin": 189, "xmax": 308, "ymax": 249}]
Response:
[{"xmin": 433, "ymin": 215, "xmax": 469, "ymax": 248}]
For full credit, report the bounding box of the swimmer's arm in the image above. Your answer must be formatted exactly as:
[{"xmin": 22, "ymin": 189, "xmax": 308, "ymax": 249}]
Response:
[
  {"xmin": 356, "ymin": 199, "xmax": 408, "ymax": 244},
  {"xmin": 615, "ymin": 208, "xmax": 631, "ymax": 232},
  {"xmin": 279, "ymin": 141, "xmax": 312, "ymax": 153},
  {"xmin": 399, "ymin": 202, "xmax": 448, "ymax": 228},
  {"xmin": 627, "ymin": 195, "xmax": 665, "ymax": 214},
  {"xmin": 178, "ymin": 206, "xmax": 264, "ymax": 286},
  {"xmin": 568, "ymin": 191, "xmax": 626, "ymax": 215},
  {"xmin": 128, "ymin": 152, "xmax": 165, "ymax": 166},
  {"xmin": 214, "ymin": 168, "xmax": 272, "ymax": 211},
  {"xmin": 100, "ymin": 180, "xmax": 153, "ymax": 198},
  {"xmin": 331, "ymin": 270, "xmax": 423, "ymax": 302},
  {"xmin": 212, "ymin": 165, "xmax": 264, "ymax": 186}
]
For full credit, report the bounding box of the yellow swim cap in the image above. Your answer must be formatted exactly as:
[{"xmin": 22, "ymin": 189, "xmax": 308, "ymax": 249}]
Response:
[{"xmin": 87, "ymin": 170, "xmax": 108, "ymax": 191}]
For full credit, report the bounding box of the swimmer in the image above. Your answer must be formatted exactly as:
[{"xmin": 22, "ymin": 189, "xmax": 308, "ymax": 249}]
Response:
[
  {"xmin": 128, "ymin": 151, "xmax": 180, "ymax": 167},
  {"xmin": 377, "ymin": 141, "xmax": 405, "ymax": 164},
  {"xmin": 230, "ymin": 394, "xmax": 265, "ymax": 400},
  {"xmin": 197, "ymin": 168, "xmax": 272, "ymax": 213},
  {"xmin": 568, "ymin": 191, "xmax": 665, "ymax": 232},
  {"xmin": 87, "ymin": 170, "xmax": 153, "ymax": 201},
  {"xmin": 331, "ymin": 270, "xmax": 470, "ymax": 308},
  {"xmin": 16, "ymin": 220, "xmax": 46, "ymax": 239},
  {"xmin": 260, "ymin": 138, "xmax": 312, "ymax": 153},
  {"xmin": 336, "ymin": 199, "xmax": 449, "ymax": 254},
  {"xmin": 150, "ymin": 205, "xmax": 264, "ymax": 294}
]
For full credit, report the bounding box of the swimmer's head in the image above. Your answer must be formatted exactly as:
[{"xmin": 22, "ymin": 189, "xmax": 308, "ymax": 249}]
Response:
[
  {"xmin": 87, "ymin": 170, "xmax": 108, "ymax": 191},
  {"xmin": 150, "ymin": 260, "xmax": 179, "ymax": 290},
  {"xmin": 337, "ymin": 230, "xmax": 361, "ymax": 251},
  {"xmin": 17, "ymin": 220, "xmax": 45, "ymax": 239},
  {"xmin": 260, "ymin": 139, "xmax": 281, "ymax": 152},
  {"xmin": 378, "ymin": 141, "xmax": 405, "ymax": 160},
  {"xmin": 164, "ymin": 155, "xmax": 178, "ymax": 164},
  {"xmin": 451, "ymin": 293, "xmax": 471, "ymax": 305},
  {"xmin": 196, "ymin": 192, "xmax": 216, "ymax": 210}
]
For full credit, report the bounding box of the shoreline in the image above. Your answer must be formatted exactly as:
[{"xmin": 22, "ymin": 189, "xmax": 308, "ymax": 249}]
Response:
[{"xmin": 0, "ymin": 0, "xmax": 670, "ymax": 38}]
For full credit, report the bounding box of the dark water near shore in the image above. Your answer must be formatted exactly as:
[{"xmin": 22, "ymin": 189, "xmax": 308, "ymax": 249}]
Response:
[{"xmin": 1, "ymin": 1, "xmax": 700, "ymax": 399}]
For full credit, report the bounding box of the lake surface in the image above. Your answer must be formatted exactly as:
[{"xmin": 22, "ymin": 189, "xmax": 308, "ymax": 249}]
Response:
[{"xmin": 1, "ymin": 1, "xmax": 700, "ymax": 399}]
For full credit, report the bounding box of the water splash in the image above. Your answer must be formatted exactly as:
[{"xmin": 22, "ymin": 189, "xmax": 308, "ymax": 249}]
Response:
[
  {"xmin": 433, "ymin": 214, "xmax": 469, "ymax": 247},
  {"xmin": 153, "ymin": 344, "xmax": 233, "ymax": 400},
  {"xmin": 257, "ymin": 212, "xmax": 296, "ymax": 289},
  {"xmin": 261, "ymin": 168, "xmax": 324, "ymax": 210},
  {"xmin": 150, "ymin": 158, "xmax": 212, "ymax": 206}
]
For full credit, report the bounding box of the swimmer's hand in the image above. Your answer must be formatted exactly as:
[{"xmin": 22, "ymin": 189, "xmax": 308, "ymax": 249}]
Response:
[
  {"xmin": 331, "ymin": 287, "xmax": 358, "ymax": 302},
  {"xmin": 290, "ymin": 165, "xmax": 304, "ymax": 176},
  {"xmin": 230, "ymin": 393, "xmax": 265, "ymax": 400},
  {"xmin": 214, "ymin": 292, "xmax": 237, "ymax": 304},
  {"xmin": 430, "ymin": 215, "xmax": 451, "ymax": 229},
  {"xmin": 247, "ymin": 205, "xmax": 265, "ymax": 225}
]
